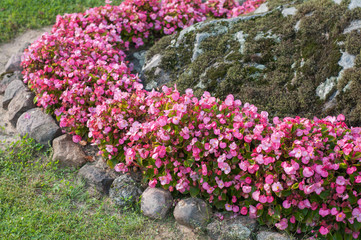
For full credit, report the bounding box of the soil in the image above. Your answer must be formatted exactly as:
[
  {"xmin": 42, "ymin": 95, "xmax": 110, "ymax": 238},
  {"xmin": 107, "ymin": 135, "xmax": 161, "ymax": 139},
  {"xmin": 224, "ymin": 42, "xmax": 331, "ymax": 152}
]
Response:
[{"xmin": 0, "ymin": 26, "xmax": 52, "ymax": 73}]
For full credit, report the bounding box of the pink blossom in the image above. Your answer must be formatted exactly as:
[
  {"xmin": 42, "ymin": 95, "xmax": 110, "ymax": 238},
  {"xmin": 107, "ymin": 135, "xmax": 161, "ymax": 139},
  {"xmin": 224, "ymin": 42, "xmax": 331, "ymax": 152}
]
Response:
[
  {"xmin": 303, "ymin": 167, "xmax": 314, "ymax": 177},
  {"xmin": 242, "ymin": 185, "xmax": 252, "ymax": 193},
  {"xmin": 272, "ymin": 182, "xmax": 283, "ymax": 192},
  {"xmin": 283, "ymin": 200, "xmax": 291, "ymax": 209},
  {"xmin": 319, "ymin": 226, "xmax": 329, "ymax": 235},
  {"xmin": 275, "ymin": 218, "xmax": 288, "ymax": 230},
  {"xmin": 336, "ymin": 212, "xmax": 346, "ymax": 222}
]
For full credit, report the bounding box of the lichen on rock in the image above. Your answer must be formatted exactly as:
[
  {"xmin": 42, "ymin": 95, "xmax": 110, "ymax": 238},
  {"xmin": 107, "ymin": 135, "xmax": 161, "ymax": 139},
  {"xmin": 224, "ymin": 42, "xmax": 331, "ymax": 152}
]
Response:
[{"xmin": 141, "ymin": 0, "xmax": 361, "ymax": 126}]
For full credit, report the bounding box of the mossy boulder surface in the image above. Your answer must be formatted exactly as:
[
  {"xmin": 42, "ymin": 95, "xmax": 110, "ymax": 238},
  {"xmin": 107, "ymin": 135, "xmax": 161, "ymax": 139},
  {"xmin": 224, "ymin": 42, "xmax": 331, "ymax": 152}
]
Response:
[{"xmin": 142, "ymin": 0, "xmax": 361, "ymax": 126}]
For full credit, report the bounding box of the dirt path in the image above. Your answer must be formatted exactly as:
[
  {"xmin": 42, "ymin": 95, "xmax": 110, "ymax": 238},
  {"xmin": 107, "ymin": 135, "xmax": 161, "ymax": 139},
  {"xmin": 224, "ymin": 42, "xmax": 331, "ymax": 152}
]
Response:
[
  {"xmin": 0, "ymin": 26, "xmax": 52, "ymax": 73},
  {"xmin": 0, "ymin": 27, "xmax": 52, "ymax": 149}
]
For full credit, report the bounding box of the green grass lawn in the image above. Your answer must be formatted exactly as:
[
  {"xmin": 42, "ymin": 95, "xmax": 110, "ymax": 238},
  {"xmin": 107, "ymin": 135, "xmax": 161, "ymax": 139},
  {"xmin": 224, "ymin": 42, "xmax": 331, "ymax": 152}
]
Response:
[
  {"xmin": 0, "ymin": 0, "xmax": 124, "ymax": 43},
  {"xmin": 0, "ymin": 136, "xmax": 188, "ymax": 239}
]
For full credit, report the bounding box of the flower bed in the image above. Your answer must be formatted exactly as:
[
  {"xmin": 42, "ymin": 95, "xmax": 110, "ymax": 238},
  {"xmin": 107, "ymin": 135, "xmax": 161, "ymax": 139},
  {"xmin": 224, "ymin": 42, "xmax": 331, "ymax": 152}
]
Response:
[{"xmin": 21, "ymin": 0, "xmax": 361, "ymax": 239}]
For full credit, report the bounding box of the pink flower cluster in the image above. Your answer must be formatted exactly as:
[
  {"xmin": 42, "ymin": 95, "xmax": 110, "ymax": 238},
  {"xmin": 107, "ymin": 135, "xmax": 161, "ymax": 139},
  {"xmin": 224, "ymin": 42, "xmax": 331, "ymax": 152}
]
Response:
[
  {"xmin": 21, "ymin": 0, "xmax": 361, "ymax": 238},
  {"xmin": 22, "ymin": 0, "xmax": 264, "ymax": 136}
]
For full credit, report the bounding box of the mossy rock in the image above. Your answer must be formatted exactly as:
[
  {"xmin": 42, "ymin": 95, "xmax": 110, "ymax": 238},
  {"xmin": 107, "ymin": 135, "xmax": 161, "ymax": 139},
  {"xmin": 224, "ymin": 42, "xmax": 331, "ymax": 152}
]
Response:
[{"xmin": 141, "ymin": 0, "xmax": 361, "ymax": 126}]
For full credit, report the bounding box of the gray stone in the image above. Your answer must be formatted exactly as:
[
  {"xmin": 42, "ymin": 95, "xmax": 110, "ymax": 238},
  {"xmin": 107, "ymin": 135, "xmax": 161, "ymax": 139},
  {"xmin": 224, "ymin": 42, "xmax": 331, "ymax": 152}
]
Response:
[
  {"xmin": 294, "ymin": 20, "xmax": 301, "ymax": 32},
  {"xmin": 78, "ymin": 163, "xmax": 114, "ymax": 195},
  {"xmin": 257, "ymin": 231, "xmax": 293, "ymax": 240},
  {"xmin": 343, "ymin": 20, "xmax": 361, "ymax": 34},
  {"xmin": 109, "ymin": 175, "xmax": 143, "ymax": 207},
  {"xmin": 142, "ymin": 53, "xmax": 172, "ymax": 90},
  {"xmin": 173, "ymin": 198, "xmax": 212, "ymax": 230},
  {"xmin": 234, "ymin": 31, "xmax": 248, "ymax": 54},
  {"xmin": 142, "ymin": 54, "xmax": 162, "ymax": 73},
  {"xmin": 128, "ymin": 50, "xmax": 147, "ymax": 73},
  {"xmin": 207, "ymin": 216, "xmax": 258, "ymax": 240},
  {"xmin": 332, "ymin": 0, "xmax": 342, "ymax": 4},
  {"xmin": 2, "ymin": 80, "xmax": 26, "ymax": 109},
  {"xmin": 4, "ymin": 53, "xmax": 22, "ymax": 73},
  {"xmin": 141, "ymin": 187, "xmax": 173, "ymax": 219},
  {"xmin": 338, "ymin": 51, "xmax": 356, "ymax": 70},
  {"xmin": 316, "ymin": 77, "xmax": 337, "ymax": 100},
  {"xmin": 254, "ymin": 3, "xmax": 269, "ymax": 14},
  {"xmin": 0, "ymin": 72, "xmax": 22, "ymax": 95},
  {"xmin": 16, "ymin": 108, "xmax": 61, "ymax": 145},
  {"xmin": 7, "ymin": 90, "xmax": 35, "ymax": 127},
  {"xmin": 52, "ymin": 134, "xmax": 87, "ymax": 168},
  {"xmin": 349, "ymin": 0, "xmax": 361, "ymax": 10},
  {"xmin": 282, "ymin": 7, "xmax": 297, "ymax": 17}
]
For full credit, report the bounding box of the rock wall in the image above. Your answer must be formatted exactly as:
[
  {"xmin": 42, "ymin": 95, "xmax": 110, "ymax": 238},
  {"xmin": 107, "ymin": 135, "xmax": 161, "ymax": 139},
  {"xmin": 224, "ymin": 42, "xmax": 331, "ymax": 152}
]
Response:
[{"xmin": 142, "ymin": 0, "xmax": 361, "ymax": 126}]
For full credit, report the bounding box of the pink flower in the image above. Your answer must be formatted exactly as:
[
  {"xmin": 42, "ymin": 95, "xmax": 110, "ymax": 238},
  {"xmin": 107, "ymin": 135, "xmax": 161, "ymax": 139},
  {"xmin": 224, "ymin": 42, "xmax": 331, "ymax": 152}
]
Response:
[
  {"xmin": 149, "ymin": 179, "xmax": 157, "ymax": 188},
  {"xmin": 272, "ymin": 182, "xmax": 283, "ymax": 192},
  {"xmin": 303, "ymin": 167, "xmax": 314, "ymax": 177},
  {"xmin": 336, "ymin": 212, "xmax": 346, "ymax": 222},
  {"xmin": 232, "ymin": 205, "xmax": 239, "ymax": 213},
  {"xmin": 72, "ymin": 135, "xmax": 82, "ymax": 143},
  {"xmin": 336, "ymin": 176, "xmax": 346, "ymax": 185},
  {"xmin": 336, "ymin": 185, "xmax": 346, "ymax": 194},
  {"xmin": 225, "ymin": 203, "xmax": 232, "ymax": 211},
  {"xmin": 252, "ymin": 190, "xmax": 260, "ymax": 201},
  {"xmin": 331, "ymin": 208, "xmax": 338, "ymax": 215},
  {"xmin": 242, "ymin": 185, "xmax": 252, "ymax": 193},
  {"xmin": 319, "ymin": 208, "xmax": 330, "ymax": 217},
  {"xmin": 319, "ymin": 226, "xmax": 329, "ymax": 235},
  {"xmin": 240, "ymin": 207, "xmax": 248, "ymax": 215},
  {"xmin": 275, "ymin": 218, "xmax": 288, "ymax": 230},
  {"xmin": 249, "ymin": 205, "xmax": 257, "ymax": 218},
  {"xmin": 265, "ymin": 175, "xmax": 273, "ymax": 184},
  {"xmin": 283, "ymin": 200, "xmax": 291, "ymax": 209},
  {"xmin": 353, "ymin": 208, "xmax": 361, "ymax": 222},
  {"xmin": 337, "ymin": 114, "xmax": 345, "ymax": 121},
  {"xmin": 24, "ymin": 112, "xmax": 31, "ymax": 119}
]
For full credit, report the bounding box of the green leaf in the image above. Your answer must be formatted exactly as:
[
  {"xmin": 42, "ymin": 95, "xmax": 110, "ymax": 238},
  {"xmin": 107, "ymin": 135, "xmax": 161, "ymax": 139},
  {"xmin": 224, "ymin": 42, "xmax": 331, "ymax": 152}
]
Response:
[
  {"xmin": 244, "ymin": 143, "xmax": 250, "ymax": 152},
  {"xmin": 320, "ymin": 190, "xmax": 330, "ymax": 200},
  {"xmin": 332, "ymin": 231, "xmax": 343, "ymax": 240},
  {"xmin": 189, "ymin": 187, "xmax": 200, "ymax": 197},
  {"xmin": 350, "ymin": 220, "xmax": 361, "ymax": 231},
  {"xmin": 214, "ymin": 200, "xmax": 226, "ymax": 210},
  {"xmin": 107, "ymin": 158, "xmax": 118, "ymax": 169},
  {"xmin": 291, "ymin": 183, "xmax": 299, "ymax": 190}
]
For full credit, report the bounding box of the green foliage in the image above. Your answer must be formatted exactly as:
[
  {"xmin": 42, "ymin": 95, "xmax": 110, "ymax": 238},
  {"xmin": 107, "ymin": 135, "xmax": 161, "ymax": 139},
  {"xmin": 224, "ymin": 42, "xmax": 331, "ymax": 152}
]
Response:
[{"xmin": 0, "ymin": 0, "xmax": 124, "ymax": 43}]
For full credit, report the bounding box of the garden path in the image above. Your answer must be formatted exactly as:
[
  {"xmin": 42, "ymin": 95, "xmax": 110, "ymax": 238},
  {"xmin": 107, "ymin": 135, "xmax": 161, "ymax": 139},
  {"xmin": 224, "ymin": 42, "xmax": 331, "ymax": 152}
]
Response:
[
  {"xmin": 0, "ymin": 26, "xmax": 52, "ymax": 150},
  {"xmin": 0, "ymin": 26, "xmax": 52, "ymax": 73}
]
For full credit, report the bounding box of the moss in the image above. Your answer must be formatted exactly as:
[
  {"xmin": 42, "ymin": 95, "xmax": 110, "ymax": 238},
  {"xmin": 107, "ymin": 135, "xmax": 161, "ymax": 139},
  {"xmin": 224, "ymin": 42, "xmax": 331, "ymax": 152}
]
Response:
[
  {"xmin": 345, "ymin": 31, "xmax": 361, "ymax": 55},
  {"xmin": 146, "ymin": 35, "xmax": 173, "ymax": 61},
  {"xmin": 334, "ymin": 68, "xmax": 361, "ymax": 126},
  {"xmin": 143, "ymin": 0, "xmax": 361, "ymax": 126}
]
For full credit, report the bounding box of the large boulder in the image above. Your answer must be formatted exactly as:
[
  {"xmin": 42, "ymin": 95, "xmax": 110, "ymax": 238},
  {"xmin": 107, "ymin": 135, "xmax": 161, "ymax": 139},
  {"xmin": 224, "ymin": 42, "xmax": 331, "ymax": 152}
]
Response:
[
  {"xmin": 173, "ymin": 198, "xmax": 212, "ymax": 230},
  {"xmin": 2, "ymin": 79, "xmax": 26, "ymax": 109},
  {"xmin": 142, "ymin": 0, "xmax": 361, "ymax": 126},
  {"xmin": 78, "ymin": 163, "xmax": 114, "ymax": 195},
  {"xmin": 257, "ymin": 230, "xmax": 293, "ymax": 240},
  {"xmin": 141, "ymin": 187, "xmax": 173, "ymax": 219},
  {"xmin": 52, "ymin": 134, "xmax": 87, "ymax": 168},
  {"xmin": 16, "ymin": 108, "xmax": 61, "ymax": 145},
  {"xmin": 0, "ymin": 71, "xmax": 22, "ymax": 95},
  {"xmin": 7, "ymin": 90, "xmax": 35, "ymax": 127},
  {"xmin": 207, "ymin": 215, "xmax": 258, "ymax": 240},
  {"xmin": 109, "ymin": 175, "xmax": 143, "ymax": 207},
  {"xmin": 4, "ymin": 53, "xmax": 22, "ymax": 73}
]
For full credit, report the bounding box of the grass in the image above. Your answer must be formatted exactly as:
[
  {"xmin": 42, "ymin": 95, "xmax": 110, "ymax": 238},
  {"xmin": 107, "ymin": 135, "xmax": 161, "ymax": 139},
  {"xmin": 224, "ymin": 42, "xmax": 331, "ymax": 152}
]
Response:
[
  {"xmin": 0, "ymin": 136, "xmax": 189, "ymax": 239},
  {"xmin": 0, "ymin": 0, "xmax": 124, "ymax": 44}
]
